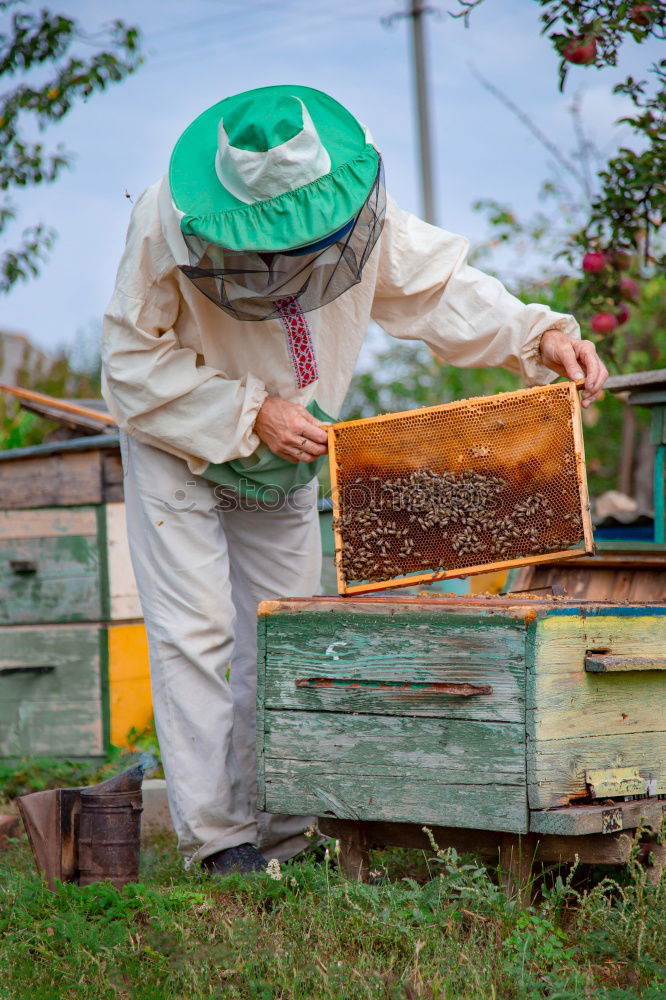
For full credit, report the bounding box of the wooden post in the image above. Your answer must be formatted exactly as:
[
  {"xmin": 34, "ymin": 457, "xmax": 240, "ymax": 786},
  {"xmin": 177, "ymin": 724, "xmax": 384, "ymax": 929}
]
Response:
[
  {"xmin": 618, "ymin": 405, "xmax": 636, "ymax": 496},
  {"xmin": 499, "ymin": 833, "xmax": 536, "ymax": 904},
  {"xmin": 335, "ymin": 821, "xmax": 372, "ymax": 882}
]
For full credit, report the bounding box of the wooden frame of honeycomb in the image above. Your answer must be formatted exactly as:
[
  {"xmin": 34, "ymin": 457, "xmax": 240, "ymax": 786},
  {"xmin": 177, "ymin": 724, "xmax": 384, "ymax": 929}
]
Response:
[{"xmin": 328, "ymin": 382, "xmax": 594, "ymax": 596}]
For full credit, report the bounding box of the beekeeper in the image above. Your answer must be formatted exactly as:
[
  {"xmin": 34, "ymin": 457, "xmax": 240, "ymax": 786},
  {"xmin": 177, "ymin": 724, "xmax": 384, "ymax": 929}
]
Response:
[{"xmin": 102, "ymin": 85, "xmax": 607, "ymax": 875}]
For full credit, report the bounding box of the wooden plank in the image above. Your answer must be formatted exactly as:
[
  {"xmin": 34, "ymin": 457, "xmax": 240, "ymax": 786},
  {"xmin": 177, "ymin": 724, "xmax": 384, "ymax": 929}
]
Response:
[
  {"xmin": 595, "ymin": 540, "xmax": 666, "ymax": 551},
  {"xmin": 627, "ymin": 389, "xmax": 666, "ymax": 406},
  {"xmin": 320, "ymin": 818, "xmax": 649, "ymax": 873},
  {"xmin": 530, "ymin": 799, "xmax": 666, "ymax": 836},
  {"xmin": 528, "ymin": 611, "xmax": 666, "ymax": 702},
  {"xmin": 0, "ymin": 507, "xmax": 97, "ymax": 540},
  {"xmin": 102, "ymin": 452, "xmax": 125, "ymax": 503},
  {"xmin": 655, "ymin": 443, "xmax": 665, "ymax": 546},
  {"xmin": 318, "ymin": 817, "xmax": 503, "ymax": 857},
  {"xmin": 651, "ymin": 406, "xmax": 666, "ymax": 446},
  {"xmin": 527, "ymin": 731, "xmax": 666, "ymax": 808},
  {"xmin": 533, "ymin": 832, "xmax": 634, "ymax": 865},
  {"xmin": 605, "ymin": 368, "xmax": 666, "ymax": 391},
  {"xmin": 15, "ymin": 400, "xmax": 111, "ymax": 435},
  {"xmin": 508, "ymin": 561, "xmax": 666, "ymax": 603},
  {"xmin": 0, "ymin": 385, "xmax": 116, "ymax": 426},
  {"xmin": 0, "ymin": 625, "xmax": 104, "ymax": 757},
  {"xmin": 523, "ymin": 553, "xmax": 666, "ymax": 569},
  {"xmin": 0, "ymin": 450, "xmax": 104, "ymax": 509},
  {"xmin": 98, "ymin": 619, "xmax": 110, "ymax": 753},
  {"xmin": 568, "ymin": 381, "xmax": 594, "ymax": 553},
  {"xmin": 264, "ymin": 611, "xmax": 526, "ymax": 722},
  {"xmin": 264, "ymin": 711, "xmax": 525, "ymax": 783},
  {"xmin": 341, "ymin": 547, "xmax": 590, "ymax": 596},
  {"xmin": 527, "ymin": 610, "xmax": 666, "ymax": 807},
  {"xmin": 529, "ymin": 669, "xmax": 666, "ymax": 741},
  {"xmin": 265, "ymin": 768, "xmax": 528, "ymax": 832},
  {"xmin": 107, "ymin": 624, "xmax": 152, "ymax": 748},
  {"xmin": 256, "ymin": 614, "xmax": 267, "ymax": 811},
  {"xmin": 104, "ymin": 503, "xmax": 141, "ymax": 620},
  {"xmin": 327, "ymin": 425, "xmax": 346, "ymax": 596},
  {"xmin": 257, "ymin": 596, "xmax": 624, "ymax": 618},
  {"xmin": 0, "ymin": 433, "xmax": 119, "ymax": 462},
  {"xmin": 0, "ymin": 534, "xmax": 102, "ymax": 625}
]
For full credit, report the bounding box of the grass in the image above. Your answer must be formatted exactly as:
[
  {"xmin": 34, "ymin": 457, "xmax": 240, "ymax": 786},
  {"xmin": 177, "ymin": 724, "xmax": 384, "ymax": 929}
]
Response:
[{"xmin": 1, "ymin": 826, "xmax": 666, "ymax": 1000}]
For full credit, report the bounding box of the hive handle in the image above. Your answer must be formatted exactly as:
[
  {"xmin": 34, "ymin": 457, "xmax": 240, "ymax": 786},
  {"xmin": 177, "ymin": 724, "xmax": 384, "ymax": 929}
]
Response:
[
  {"xmin": 585, "ymin": 652, "xmax": 666, "ymax": 673},
  {"xmin": 0, "ymin": 665, "xmax": 55, "ymax": 677},
  {"xmin": 9, "ymin": 559, "xmax": 37, "ymax": 574},
  {"xmin": 295, "ymin": 677, "xmax": 492, "ymax": 696}
]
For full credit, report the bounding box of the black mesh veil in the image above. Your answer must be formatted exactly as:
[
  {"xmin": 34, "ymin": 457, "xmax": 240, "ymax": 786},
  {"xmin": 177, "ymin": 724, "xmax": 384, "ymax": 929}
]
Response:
[{"xmin": 179, "ymin": 161, "xmax": 386, "ymax": 321}]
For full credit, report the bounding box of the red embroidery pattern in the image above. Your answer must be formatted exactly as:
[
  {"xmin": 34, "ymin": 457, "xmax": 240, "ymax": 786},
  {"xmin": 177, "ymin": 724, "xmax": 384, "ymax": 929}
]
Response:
[{"xmin": 275, "ymin": 295, "xmax": 319, "ymax": 389}]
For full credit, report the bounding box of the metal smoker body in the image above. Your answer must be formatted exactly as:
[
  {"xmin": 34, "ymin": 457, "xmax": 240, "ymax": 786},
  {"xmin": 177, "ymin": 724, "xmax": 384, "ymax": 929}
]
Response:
[{"xmin": 17, "ymin": 764, "xmax": 144, "ymax": 889}]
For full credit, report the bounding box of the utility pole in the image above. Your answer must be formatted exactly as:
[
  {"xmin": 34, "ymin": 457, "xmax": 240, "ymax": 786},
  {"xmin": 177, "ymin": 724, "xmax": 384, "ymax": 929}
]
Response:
[
  {"xmin": 410, "ymin": 1, "xmax": 437, "ymax": 225},
  {"xmin": 383, "ymin": 4, "xmax": 439, "ymax": 225}
]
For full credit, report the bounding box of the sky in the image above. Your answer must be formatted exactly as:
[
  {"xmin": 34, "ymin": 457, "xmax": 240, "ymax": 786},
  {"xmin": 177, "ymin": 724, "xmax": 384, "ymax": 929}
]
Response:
[{"xmin": 1, "ymin": 0, "xmax": 660, "ymax": 356}]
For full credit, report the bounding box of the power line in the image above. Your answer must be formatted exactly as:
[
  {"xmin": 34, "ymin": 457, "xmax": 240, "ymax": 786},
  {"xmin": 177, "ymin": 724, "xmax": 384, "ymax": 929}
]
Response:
[{"xmin": 144, "ymin": 1, "xmax": 382, "ymax": 71}]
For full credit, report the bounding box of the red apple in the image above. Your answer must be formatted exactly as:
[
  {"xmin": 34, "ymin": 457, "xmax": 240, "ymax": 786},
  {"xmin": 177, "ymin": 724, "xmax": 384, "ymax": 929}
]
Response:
[
  {"xmin": 590, "ymin": 312, "xmax": 619, "ymax": 334},
  {"xmin": 563, "ymin": 37, "xmax": 597, "ymax": 64},
  {"xmin": 619, "ymin": 277, "xmax": 639, "ymax": 302},
  {"xmin": 583, "ymin": 251, "xmax": 607, "ymax": 273},
  {"xmin": 630, "ymin": 5, "xmax": 655, "ymax": 26},
  {"xmin": 616, "ymin": 304, "xmax": 630, "ymax": 325}
]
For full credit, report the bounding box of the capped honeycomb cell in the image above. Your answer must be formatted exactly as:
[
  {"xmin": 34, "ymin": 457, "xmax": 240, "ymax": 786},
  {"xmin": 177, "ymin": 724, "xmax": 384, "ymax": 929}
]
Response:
[{"xmin": 328, "ymin": 382, "xmax": 593, "ymax": 595}]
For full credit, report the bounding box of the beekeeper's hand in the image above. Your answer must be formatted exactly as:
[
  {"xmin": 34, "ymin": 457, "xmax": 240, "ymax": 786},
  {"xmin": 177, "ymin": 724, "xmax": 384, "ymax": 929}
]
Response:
[
  {"xmin": 255, "ymin": 396, "xmax": 329, "ymax": 463},
  {"xmin": 539, "ymin": 330, "xmax": 608, "ymax": 408}
]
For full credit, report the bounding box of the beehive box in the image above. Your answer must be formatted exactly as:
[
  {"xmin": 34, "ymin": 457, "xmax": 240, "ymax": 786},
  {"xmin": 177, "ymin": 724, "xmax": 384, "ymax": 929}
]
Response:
[
  {"xmin": 329, "ymin": 382, "xmax": 593, "ymax": 595},
  {"xmin": 0, "ymin": 437, "xmax": 152, "ymax": 760},
  {"xmin": 256, "ymin": 597, "xmax": 666, "ymax": 836}
]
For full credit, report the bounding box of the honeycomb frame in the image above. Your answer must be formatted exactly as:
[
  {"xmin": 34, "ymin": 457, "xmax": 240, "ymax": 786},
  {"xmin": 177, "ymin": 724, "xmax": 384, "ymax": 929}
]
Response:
[{"xmin": 328, "ymin": 382, "xmax": 594, "ymax": 596}]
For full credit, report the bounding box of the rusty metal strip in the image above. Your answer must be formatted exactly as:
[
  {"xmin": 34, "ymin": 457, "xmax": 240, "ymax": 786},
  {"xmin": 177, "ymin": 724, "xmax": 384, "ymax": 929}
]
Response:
[{"xmin": 295, "ymin": 677, "xmax": 493, "ymax": 696}]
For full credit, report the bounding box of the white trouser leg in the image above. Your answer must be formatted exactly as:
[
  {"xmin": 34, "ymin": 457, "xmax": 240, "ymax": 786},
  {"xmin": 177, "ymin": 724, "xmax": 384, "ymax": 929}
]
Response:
[
  {"xmin": 121, "ymin": 433, "xmax": 320, "ymax": 864},
  {"xmin": 223, "ymin": 485, "xmax": 321, "ymax": 861}
]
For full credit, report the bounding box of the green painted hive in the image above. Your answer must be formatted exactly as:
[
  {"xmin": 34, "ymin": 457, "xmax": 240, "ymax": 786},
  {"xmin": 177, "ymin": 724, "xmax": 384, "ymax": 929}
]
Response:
[{"xmin": 256, "ymin": 597, "xmax": 666, "ymax": 836}]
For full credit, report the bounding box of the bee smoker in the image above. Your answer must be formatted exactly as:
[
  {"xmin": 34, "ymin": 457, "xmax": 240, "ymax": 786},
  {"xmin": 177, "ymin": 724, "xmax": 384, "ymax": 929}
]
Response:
[{"xmin": 17, "ymin": 764, "xmax": 144, "ymax": 890}]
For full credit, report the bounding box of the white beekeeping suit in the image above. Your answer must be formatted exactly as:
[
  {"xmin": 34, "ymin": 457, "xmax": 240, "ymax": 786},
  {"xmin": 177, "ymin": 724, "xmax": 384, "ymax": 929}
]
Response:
[{"xmin": 103, "ymin": 85, "xmax": 581, "ymax": 873}]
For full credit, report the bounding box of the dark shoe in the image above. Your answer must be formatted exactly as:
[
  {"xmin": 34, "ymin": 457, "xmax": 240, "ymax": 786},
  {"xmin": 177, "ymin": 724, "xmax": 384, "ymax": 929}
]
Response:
[{"xmin": 202, "ymin": 843, "xmax": 267, "ymax": 876}]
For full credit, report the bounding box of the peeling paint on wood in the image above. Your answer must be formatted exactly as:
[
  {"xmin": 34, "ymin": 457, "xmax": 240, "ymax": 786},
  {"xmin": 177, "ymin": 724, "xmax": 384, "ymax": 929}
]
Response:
[
  {"xmin": 526, "ymin": 731, "xmax": 666, "ymax": 808},
  {"xmin": 0, "ymin": 533, "xmax": 102, "ymax": 624},
  {"xmin": 264, "ymin": 611, "xmax": 525, "ymax": 722},
  {"xmin": 0, "ymin": 508, "xmax": 97, "ymax": 540},
  {"xmin": 104, "ymin": 503, "xmax": 141, "ymax": 621},
  {"xmin": 264, "ymin": 769, "xmax": 528, "ymax": 832},
  {"xmin": 258, "ymin": 600, "xmax": 666, "ymax": 834},
  {"xmin": 586, "ymin": 766, "xmax": 647, "ymax": 799},
  {"xmin": 0, "ymin": 624, "xmax": 105, "ymax": 758},
  {"xmin": 527, "ymin": 612, "xmax": 666, "ymax": 808},
  {"xmin": 264, "ymin": 710, "xmax": 525, "ymax": 782}
]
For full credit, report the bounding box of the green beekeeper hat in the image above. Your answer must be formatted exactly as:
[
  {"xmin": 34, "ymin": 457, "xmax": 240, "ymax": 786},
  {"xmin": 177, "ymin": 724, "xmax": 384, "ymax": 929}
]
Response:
[{"xmin": 169, "ymin": 84, "xmax": 380, "ymax": 252}]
